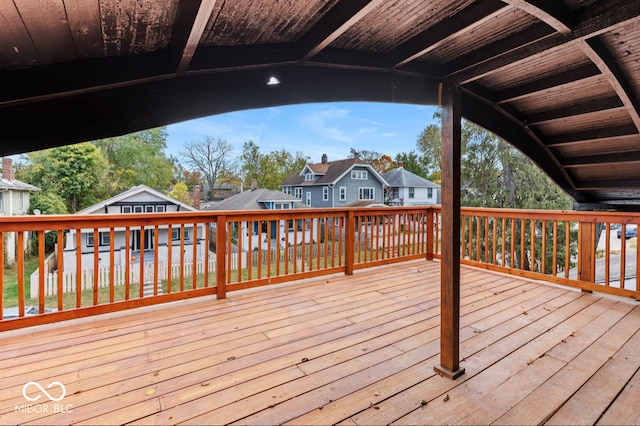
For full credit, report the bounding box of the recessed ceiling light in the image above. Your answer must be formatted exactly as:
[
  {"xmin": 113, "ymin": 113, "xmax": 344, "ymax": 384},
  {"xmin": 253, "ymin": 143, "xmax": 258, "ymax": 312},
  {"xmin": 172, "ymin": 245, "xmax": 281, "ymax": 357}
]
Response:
[{"xmin": 267, "ymin": 76, "xmax": 280, "ymax": 85}]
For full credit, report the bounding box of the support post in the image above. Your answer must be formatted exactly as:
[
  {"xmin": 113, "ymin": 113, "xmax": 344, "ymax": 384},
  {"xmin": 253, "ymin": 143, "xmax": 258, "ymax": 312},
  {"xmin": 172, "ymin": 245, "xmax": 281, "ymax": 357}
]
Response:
[
  {"xmin": 345, "ymin": 211, "xmax": 355, "ymax": 275},
  {"xmin": 434, "ymin": 83, "xmax": 465, "ymax": 380},
  {"xmin": 426, "ymin": 208, "xmax": 434, "ymax": 260},
  {"xmin": 216, "ymin": 215, "xmax": 227, "ymax": 299},
  {"xmin": 577, "ymin": 221, "xmax": 596, "ymax": 287}
]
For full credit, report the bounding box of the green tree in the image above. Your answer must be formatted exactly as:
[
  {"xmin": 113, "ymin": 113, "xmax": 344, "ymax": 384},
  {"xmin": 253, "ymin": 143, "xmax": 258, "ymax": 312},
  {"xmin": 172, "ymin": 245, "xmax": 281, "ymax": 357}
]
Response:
[
  {"xmin": 29, "ymin": 191, "xmax": 68, "ymax": 252},
  {"xmin": 239, "ymin": 142, "xmax": 308, "ymax": 190},
  {"xmin": 415, "ymin": 123, "xmax": 442, "ymax": 181},
  {"xmin": 18, "ymin": 143, "xmax": 108, "ymax": 213},
  {"xmin": 394, "ymin": 151, "xmax": 431, "ymax": 181},
  {"xmin": 94, "ymin": 127, "xmax": 174, "ymax": 195},
  {"xmin": 167, "ymin": 181, "xmax": 192, "ymax": 206},
  {"xmin": 30, "ymin": 191, "xmax": 68, "ymax": 215}
]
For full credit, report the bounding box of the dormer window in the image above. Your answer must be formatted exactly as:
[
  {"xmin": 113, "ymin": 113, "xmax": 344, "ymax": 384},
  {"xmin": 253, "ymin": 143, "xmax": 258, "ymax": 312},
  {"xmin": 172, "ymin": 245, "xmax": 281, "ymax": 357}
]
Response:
[
  {"xmin": 305, "ymin": 172, "xmax": 314, "ymax": 181},
  {"xmin": 351, "ymin": 170, "xmax": 368, "ymax": 180}
]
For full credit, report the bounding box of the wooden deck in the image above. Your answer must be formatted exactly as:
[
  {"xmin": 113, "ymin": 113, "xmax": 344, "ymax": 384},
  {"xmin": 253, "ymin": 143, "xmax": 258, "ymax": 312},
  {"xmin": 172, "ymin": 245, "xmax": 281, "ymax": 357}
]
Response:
[{"xmin": 2, "ymin": 259, "xmax": 640, "ymax": 425}]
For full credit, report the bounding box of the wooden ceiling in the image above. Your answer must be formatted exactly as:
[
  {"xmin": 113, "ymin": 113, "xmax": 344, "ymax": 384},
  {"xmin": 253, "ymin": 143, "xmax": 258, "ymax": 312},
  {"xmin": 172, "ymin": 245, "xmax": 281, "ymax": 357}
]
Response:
[{"xmin": 1, "ymin": 0, "xmax": 640, "ymax": 209}]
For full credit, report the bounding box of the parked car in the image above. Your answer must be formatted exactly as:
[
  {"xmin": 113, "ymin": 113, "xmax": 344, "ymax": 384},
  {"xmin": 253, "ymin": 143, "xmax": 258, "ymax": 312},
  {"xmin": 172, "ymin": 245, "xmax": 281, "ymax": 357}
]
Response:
[{"xmin": 617, "ymin": 225, "xmax": 637, "ymax": 239}]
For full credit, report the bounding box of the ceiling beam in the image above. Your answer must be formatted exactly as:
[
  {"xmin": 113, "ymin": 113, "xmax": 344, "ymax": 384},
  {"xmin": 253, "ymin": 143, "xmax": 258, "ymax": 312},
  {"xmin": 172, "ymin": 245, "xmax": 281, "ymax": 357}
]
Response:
[
  {"xmin": 390, "ymin": 0, "xmax": 507, "ymax": 69},
  {"xmin": 577, "ymin": 36, "xmax": 640, "ymax": 131},
  {"xmin": 448, "ymin": 0, "xmax": 640, "ymax": 84},
  {"xmin": 563, "ymin": 151, "xmax": 640, "ymax": 168},
  {"xmin": 442, "ymin": 22, "xmax": 556, "ymax": 79},
  {"xmin": 545, "ymin": 124, "xmax": 639, "ymax": 146},
  {"xmin": 502, "ymin": 0, "xmax": 574, "ymax": 33},
  {"xmin": 525, "ymin": 96, "xmax": 624, "ymax": 125},
  {"xmin": 297, "ymin": 0, "xmax": 384, "ymax": 61},
  {"xmin": 493, "ymin": 63, "xmax": 601, "ymax": 103},
  {"xmin": 575, "ymin": 179, "xmax": 640, "ymax": 191},
  {"xmin": 169, "ymin": 0, "xmax": 218, "ymax": 75}
]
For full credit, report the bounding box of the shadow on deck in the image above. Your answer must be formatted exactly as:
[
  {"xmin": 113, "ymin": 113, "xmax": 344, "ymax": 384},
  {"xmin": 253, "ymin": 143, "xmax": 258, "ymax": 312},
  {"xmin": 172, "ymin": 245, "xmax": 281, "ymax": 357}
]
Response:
[{"xmin": 1, "ymin": 260, "xmax": 640, "ymax": 425}]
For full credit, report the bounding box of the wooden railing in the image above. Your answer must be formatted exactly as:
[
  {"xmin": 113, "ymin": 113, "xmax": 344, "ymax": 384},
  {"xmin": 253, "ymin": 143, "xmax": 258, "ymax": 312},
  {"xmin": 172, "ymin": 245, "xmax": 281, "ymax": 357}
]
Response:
[
  {"xmin": 433, "ymin": 208, "xmax": 640, "ymax": 301},
  {"xmin": 0, "ymin": 207, "xmax": 434, "ymax": 331},
  {"xmin": 1, "ymin": 206, "xmax": 638, "ymax": 331}
]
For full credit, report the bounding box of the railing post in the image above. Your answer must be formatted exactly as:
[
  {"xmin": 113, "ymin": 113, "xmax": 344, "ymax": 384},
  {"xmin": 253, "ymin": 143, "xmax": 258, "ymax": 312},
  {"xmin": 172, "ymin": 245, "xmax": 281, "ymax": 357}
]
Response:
[
  {"xmin": 216, "ymin": 215, "xmax": 227, "ymax": 299},
  {"xmin": 345, "ymin": 211, "xmax": 355, "ymax": 275},
  {"xmin": 426, "ymin": 208, "xmax": 434, "ymax": 260},
  {"xmin": 577, "ymin": 221, "xmax": 595, "ymax": 289}
]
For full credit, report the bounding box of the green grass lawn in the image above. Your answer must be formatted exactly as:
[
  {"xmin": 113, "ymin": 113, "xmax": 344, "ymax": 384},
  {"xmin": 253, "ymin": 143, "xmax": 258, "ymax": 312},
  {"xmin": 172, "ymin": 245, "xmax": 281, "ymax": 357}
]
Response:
[{"xmin": 3, "ymin": 256, "xmax": 39, "ymax": 308}]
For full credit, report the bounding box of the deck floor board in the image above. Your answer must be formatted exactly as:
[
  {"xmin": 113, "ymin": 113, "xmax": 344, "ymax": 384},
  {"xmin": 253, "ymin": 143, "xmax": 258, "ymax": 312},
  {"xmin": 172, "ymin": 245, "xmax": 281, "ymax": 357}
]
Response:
[{"xmin": 1, "ymin": 260, "xmax": 639, "ymax": 425}]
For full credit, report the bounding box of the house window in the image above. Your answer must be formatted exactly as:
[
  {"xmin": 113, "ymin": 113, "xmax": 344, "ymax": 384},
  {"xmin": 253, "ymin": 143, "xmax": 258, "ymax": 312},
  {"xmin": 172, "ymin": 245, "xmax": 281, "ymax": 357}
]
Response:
[
  {"xmin": 339, "ymin": 186, "xmax": 346, "ymax": 201},
  {"xmin": 122, "ymin": 205, "xmax": 132, "ymax": 213},
  {"xmin": 323, "ymin": 187, "xmax": 329, "ymax": 201},
  {"xmin": 87, "ymin": 232, "xmax": 110, "ymax": 247},
  {"xmin": 172, "ymin": 227, "xmax": 191, "ymax": 241},
  {"xmin": 156, "ymin": 205, "xmax": 166, "ymax": 213},
  {"xmin": 274, "ymin": 203, "xmax": 291, "ymax": 209},
  {"xmin": 0, "ymin": 192, "xmax": 4, "ymax": 211},
  {"xmin": 305, "ymin": 192, "xmax": 311, "ymax": 206},
  {"xmin": 359, "ymin": 187, "xmax": 375, "ymax": 200},
  {"xmin": 145, "ymin": 205, "xmax": 155, "ymax": 213},
  {"xmin": 305, "ymin": 172, "xmax": 314, "ymax": 181},
  {"xmin": 282, "ymin": 187, "xmax": 291, "ymax": 195},
  {"xmin": 133, "ymin": 205, "xmax": 144, "ymax": 213},
  {"xmin": 351, "ymin": 170, "xmax": 368, "ymax": 180},
  {"xmin": 294, "ymin": 187, "xmax": 302, "ymax": 199},
  {"xmin": 428, "ymin": 188, "xmax": 433, "ymax": 198},
  {"xmin": 409, "ymin": 187, "xmax": 415, "ymax": 199}
]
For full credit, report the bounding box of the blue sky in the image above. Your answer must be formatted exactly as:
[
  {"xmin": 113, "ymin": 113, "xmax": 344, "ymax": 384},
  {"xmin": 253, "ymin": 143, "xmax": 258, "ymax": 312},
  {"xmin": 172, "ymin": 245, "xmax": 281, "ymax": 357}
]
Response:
[{"xmin": 166, "ymin": 102, "xmax": 439, "ymax": 164}]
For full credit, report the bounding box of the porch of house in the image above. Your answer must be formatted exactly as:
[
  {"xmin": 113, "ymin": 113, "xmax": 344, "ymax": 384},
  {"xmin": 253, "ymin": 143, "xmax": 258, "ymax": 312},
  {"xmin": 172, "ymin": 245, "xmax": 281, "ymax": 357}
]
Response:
[{"xmin": 2, "ymin": 259, "xmax": 639, "ymax": 426}]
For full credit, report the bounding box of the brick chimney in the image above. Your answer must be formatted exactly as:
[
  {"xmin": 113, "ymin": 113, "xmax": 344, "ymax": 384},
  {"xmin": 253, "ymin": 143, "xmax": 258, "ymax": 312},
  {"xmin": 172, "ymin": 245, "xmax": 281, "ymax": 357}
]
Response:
[
  {"xmin": 398, "ymin": 161, "xmax": 404, "ymax": 169},
  {"xmin": 2, "ymin": 158, "xmax": 14, "ymax": 181},
  {"xmin": 193, "ymin": 185, "xmax": 201, "ymax": 209},
  {"xmin": 321, "ymin": 153, "xmax": 328, "ymax": 164},
  {"xmin": 251, "ymin": 179, "xmax": 258, "ymax": 190}
]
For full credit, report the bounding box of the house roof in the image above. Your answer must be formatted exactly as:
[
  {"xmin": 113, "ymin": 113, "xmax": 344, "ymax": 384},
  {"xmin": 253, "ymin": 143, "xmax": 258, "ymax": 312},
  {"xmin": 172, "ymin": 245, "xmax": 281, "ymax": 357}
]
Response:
[
  {"xmin": 281, "ymin": 157, "xmax": 386, "ymax": 187},
  {"xmin": 382, "ymin": 167, "xmax": 440, "ymax": 189},
  {"xmin": 201, "ymin": 188, "xmax": 308, "ymax": 211},
  {"xmin": 75, "ymin": 185, "xmax": 197, "ymax": 215},
  {"xmin": 0, "ymin": 178, "xmax": 39, "ymax": 192},
  {"xmin": 2, "ymin": 1, "xmax": 640, "ymax": 208}
]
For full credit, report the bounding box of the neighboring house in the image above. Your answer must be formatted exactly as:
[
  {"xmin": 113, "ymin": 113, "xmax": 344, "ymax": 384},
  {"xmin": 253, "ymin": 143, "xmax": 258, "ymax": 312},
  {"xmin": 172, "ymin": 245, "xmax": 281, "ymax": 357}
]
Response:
[
  {"xmin": 62, "ymin": 185, "xmax": 207, "ymax": 271},
  {"xmin": 201, "ymin": 182, "xmax": 238, "ymax": 202},
  {"xmin": 202, "ymin": 180, "xmax": 317, "ymax": 251},
  {"xmin": 0, "ymin": 158, "xmax": 40, "ymax": 265},
  {"xmin": 280, "ymin": 154, "xmax": 387, "ymax": 208},
  {"xmin": 382, "ymin": 161, "xmax": 441, "ymax": 206}
]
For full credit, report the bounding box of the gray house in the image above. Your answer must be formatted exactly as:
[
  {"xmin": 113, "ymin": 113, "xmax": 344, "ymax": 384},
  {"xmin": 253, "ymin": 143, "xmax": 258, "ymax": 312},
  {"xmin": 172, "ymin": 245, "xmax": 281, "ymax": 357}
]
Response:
[
  {"xmin": 382, "ymin": 161, "xmax": 441, "ymax": 206},
  {"xmin": 280, "ymin": 154, "xmax": 387, "ymax": 208},
  {"xmin": 202, "ymin": 180, "xmax": 317, "ymax": 251}
]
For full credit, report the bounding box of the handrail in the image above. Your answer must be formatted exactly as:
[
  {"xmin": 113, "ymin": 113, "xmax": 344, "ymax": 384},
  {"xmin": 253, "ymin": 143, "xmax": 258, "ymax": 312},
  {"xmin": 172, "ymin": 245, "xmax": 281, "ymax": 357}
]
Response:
[
  {"xmin": 433, "ymin": 207, "xmax": 640, "ymax": 300},
  {"xmin": 1, "ymin": 206, "xmax": 638, "ymax": 331}
]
